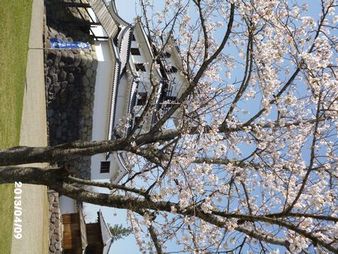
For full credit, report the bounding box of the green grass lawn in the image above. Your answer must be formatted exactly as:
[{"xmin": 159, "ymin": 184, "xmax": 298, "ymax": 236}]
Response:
[{"xmin": 0, "ymin": 0, "xmax": 32, "ymax": 252}]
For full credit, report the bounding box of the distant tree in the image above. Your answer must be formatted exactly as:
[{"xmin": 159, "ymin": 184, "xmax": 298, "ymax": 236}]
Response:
[
  {"xmin": 108, "ymin": 224, "xmax": 132, "ymax": 242},
  {"xmin": 0, "ymin": 0, "xmax": 337, "ymax": 253}
]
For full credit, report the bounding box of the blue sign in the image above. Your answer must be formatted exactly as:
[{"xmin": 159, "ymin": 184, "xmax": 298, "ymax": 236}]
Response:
[{"xmin": 50, "ymin": 38, "xmax": 90, "ymax": 49}]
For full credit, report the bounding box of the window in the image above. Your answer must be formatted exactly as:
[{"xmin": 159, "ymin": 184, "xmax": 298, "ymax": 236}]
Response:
[
  {"xmin": 131, "ymin": 34, "xmax": 136, "ymax": 41},
  {"xmin": 113, "ymin": 27, "xmax": 121, "ymax": 46},
  {"xmin": 100, "ymin": 161, "xmax": 110, "ymax": 173},
  {"xmin": 134, "ymin": 116, "xmax": 141, "ymax": 123},
  {"xmin": 137, "ymin": 92, "xmax": 148, "ymax": 105},
  {"xmin": 168, "ymin": 66, "xmax": 178, "ymax": 73},
  {"xmin": 113, "ymin": 36, "xmax": 118, "ymax": 46},
  {"xmin": 131, "ymin": 48, "xmax": 141, "ymax": 55},
  {"xmin": 160, "ymin": 51, "xmax": 171, "ymax": 58},
  {"xmin": 135, "ymin": 63, "xmax": 146, "ymax": 72}
]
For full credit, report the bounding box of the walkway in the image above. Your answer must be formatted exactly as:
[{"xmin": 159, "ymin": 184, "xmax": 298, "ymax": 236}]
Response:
[{"xmin": 11, "ymin": 0, "xmax": 49, "ymax": 253}]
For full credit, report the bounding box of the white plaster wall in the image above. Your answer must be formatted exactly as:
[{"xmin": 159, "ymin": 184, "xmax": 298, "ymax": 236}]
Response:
[
  {"xmin": 131, "ymin": 40, "xmax": 139, "ymax": 50},
  {"xmin": 91, "ymin": 41, "xmax": 114, "ymax": 180},
  {"xmin": 91, "ymin": 41, "xmax": 113, "ymax": 140},
  {"xmin": 90, "ymin": 23, "xmax": 186, "ymax": 181},
  {"xmin": 91, "ymin": 153, "xmax": 113, "ymax": 180},
  {"xmin": 91, "ymin": 41, "xmax": 132, "ymax": 181},
  {"xmin": 130, "ymin": 55, "xmax": 144, "ymax": 65}
]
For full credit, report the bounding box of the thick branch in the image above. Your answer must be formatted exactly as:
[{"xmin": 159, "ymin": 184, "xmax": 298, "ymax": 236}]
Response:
[
  {"xmin": 0, "ymin": 139, "xmax": 128, "ymax": 166},
  {"xmin": 67, "ymin": 176, "xmax": 148, "ymax": 198},
  {"xmin": 1, "ymin": 166, "xmax": 336, "ymax": 252}
]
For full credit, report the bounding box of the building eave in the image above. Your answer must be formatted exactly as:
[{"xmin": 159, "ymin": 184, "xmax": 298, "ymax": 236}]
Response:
[
  {"xmin": 109, "ymin": 0, "xmax": 131, "ymax": 27},
  {"xmin": 78, "ymin": 203, "xmax": 89, "ymax": 252},
  {"xmin": 133, "ymin": 20, "xmax": 163, "ymax": 79},
  {"xmin": 98, "ymin": 210, "xmax": 114, "ymax": 254},
  {"xmin": 88, "ymin": 0, "xmax": 119, "ymax": 39}
]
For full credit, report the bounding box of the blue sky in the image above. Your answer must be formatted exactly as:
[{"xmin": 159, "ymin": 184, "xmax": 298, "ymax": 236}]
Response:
[
  {"xmin": 114, "ymin": 0, "xmax": 138, "ymax": 22},
  {"xmin": 84, "ymin": 1, "xmax": 332, "ymax": 253}
]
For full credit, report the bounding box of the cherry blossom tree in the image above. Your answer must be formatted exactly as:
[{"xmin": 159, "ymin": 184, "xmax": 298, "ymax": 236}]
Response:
[{"xmin": 1, "ymin": 0, "xmax": 337, "ymax": 253}]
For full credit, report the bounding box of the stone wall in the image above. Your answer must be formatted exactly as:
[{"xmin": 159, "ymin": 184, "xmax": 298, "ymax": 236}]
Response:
[
  {"xmin": 48, "ymin": 191, "xmax": 62, "ymax": 254},
  {"xmin": 44, "ymin": 1, "xmax": 98, "ymax": 253},
  {"xmin": 45, "ymin": 49, "xmax": 96, "ymax": 144},
  {"xmin": 44, "ymin": 0, "xmax": 97, "ymax": 179}
]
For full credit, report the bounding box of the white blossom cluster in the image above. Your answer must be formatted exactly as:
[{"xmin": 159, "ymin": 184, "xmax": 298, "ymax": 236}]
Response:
[{"xmin": 122, "ymin": 0, "xmax": 337, "ymax": 253}]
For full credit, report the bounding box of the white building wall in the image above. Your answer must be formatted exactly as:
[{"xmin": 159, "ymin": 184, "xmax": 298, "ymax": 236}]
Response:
[
  {"xmin": 91, "ymin": 41, "xmax": 115, "ymax": 180},
  {"xmin": 89, "ymin": 18, "xmax": 188, "ymax": 181}
]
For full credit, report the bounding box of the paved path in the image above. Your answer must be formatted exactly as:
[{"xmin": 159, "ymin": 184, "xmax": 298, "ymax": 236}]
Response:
[{"xmin": 11, "ymin": 0, "xmax": 49, "ymax": 253}]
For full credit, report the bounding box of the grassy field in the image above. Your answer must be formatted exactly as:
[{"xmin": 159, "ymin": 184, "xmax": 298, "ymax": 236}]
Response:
[{"xmin": 0, "ymin": 0, "xmax": 33, "ymax": 252}]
